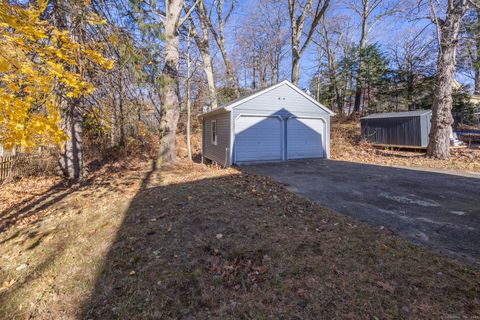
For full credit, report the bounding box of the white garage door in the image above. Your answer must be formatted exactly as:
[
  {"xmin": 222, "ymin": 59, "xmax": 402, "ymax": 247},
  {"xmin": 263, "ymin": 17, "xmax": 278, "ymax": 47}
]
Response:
[
  {"xmin": 287, "ymin": 117, "xmax": 324, "ymax": 159},
  {"xmin": 235, "ymin": 116, "xmax": 282, "ymax": 162}
]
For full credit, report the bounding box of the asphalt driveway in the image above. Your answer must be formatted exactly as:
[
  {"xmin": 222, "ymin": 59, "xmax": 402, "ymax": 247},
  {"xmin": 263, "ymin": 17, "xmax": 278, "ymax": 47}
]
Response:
[{"xmin": 246, "ymin": 160, "xmax": 480, "ymax": 264}]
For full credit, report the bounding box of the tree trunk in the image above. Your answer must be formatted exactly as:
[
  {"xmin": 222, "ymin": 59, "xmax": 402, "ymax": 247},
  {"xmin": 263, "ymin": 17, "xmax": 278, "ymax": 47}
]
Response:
[
  {"xmin": 291, "ymin": 44, "xmax": 301, "ymax": 85},
  {"xmin": 197, "ymin": 41, "xmax": 217, "ymax": 109},
  {"xmin": 220, "ymin": 44, "xmax": 240, "ymax": 97},
  {"xmin": 186, "ymin": 22, "xmax": 192, "ymax": 161},
  {"xmin": 59, "ymin": 101, "xmax": 83, "ymax": 180},
  {"xmin": 159, "ymin": 0, "xmax": 182, "ymax": 163},
  {"xmin": 427, "ymin": 1, "xmax": 467, "ymax": 159},
  {"xmin": 201, "ymin": 50, "xmax": 218, "ymax": 109},
  {"xmin": 51, "ymin": 0, "xmax": 84, "ymax": 180},
  {"xmin": 291, "ymin": 58, "xmax": 301, "ymax": 85},
  {"xmin": 324, "ymin": 32, "xmax": 342, "ymax": 114},
  {"xmin": 193, "ymin": 4, "xmax": 218, "ymax": 108},
  {"xmin": 118, "ymin": 77, "xmax": 125, "ymax": 147},
  {"xmin": 475, "ymin": 68, "xmax": 480, "ymax": 94},
  {"xmin": 207, "ymin": 0, "xmax": 240, "ymax": 98},
  {"xmin": 110, "ymin": 95, "xmax": 116, "ymax": 147},
  {"xmin": 475, "ymin": 7, "xmax": 480, "ymax": 94},
  {"xmin": 353, "ymin": 5, "xmax": 368, "ymax": 113}
]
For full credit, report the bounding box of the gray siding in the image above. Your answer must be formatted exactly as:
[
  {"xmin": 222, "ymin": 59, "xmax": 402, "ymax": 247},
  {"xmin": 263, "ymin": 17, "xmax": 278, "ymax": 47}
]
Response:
[
  {"xmin": 203, "ymin": 111, "xmax": 231, "ymax": 165},
  {"xmin": 232, "ymin": 84, "xmax": 330, "ymax": 119},
  {"xmin": 361, "ymin": 114, "xmax": 431, "ymax": 147},
  {"xmin": 232, "ymin": 84, "xmax": 331, "ymax": 163},
  {"xmin": 421, "ymin": 113, "xmax": 432, "ymax": 147}
]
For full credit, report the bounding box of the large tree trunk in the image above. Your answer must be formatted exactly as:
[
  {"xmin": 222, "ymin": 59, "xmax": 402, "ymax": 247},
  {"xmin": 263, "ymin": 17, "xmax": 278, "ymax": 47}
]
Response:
[
  {"xmin": 59, "ymin": 101, "xmax": 83, "ymax": 180},
  {"xmin": 159, "ymin": 0, "xmax": 182, "ymax": 163},
  {"xmin": 51, "ymin": 0, "xmax": 84, "ymax": 180},
  {"xmin": 427, "ymin": 0, "xmax": 468, "ymax": 159}
]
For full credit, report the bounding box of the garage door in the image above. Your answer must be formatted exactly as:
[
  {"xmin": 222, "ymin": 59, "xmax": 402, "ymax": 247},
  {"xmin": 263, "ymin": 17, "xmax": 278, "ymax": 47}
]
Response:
[
  {"xmin": 287, "ymin": 117, "xmax": 324, "ymax": 159},
  {"xmin": 235, "ymin": 116, "xmax": 282, "ymax": 162}
]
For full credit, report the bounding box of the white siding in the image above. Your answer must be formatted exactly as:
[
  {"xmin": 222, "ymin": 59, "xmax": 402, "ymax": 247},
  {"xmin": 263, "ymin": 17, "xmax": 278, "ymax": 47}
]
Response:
[{"xmin": 203, "ymin": 112, "xmax": 231, "ymax": 165}]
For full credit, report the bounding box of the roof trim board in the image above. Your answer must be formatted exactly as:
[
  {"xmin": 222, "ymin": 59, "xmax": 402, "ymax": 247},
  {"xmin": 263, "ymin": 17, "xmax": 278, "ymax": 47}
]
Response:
[{"xmin": 200, "ymin": 80, "xmax": 335, "ymax": 117}]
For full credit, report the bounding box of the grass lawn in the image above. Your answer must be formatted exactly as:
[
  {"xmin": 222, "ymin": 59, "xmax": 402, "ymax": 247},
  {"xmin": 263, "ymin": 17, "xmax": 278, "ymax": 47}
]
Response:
[{"xmin": 0, "ymin": 159, "xmax": 479, "ymax": 319}]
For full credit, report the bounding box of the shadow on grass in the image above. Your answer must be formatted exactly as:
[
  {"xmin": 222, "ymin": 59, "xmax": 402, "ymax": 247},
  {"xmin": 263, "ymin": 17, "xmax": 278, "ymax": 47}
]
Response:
[
  {"xmin": 0, "ymin": 164, "xmax": 136, "ymax": 233},
  {"xmin": 80, "ymin": 160, "xmax": 480, "ymax": 319},
  {"xmin": 80, "ymin": 162, "xmax": 252, "ymax": 319}
]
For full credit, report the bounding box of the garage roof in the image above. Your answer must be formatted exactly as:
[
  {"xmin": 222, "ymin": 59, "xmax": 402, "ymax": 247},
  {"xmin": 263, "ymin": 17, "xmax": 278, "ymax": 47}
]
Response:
[{"xmin": 200, "ymin": 80, "xmax": 335, "ymax": 117}]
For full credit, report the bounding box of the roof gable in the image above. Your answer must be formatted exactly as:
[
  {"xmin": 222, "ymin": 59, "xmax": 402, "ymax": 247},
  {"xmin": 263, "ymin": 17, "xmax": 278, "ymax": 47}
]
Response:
[
  {"xmin": 226, "ymin": 80, "xmax": 334, "ymax": 115},
  {"xmin": 200, "ymin": 80, "xmax": 335, "ymax": 117}
]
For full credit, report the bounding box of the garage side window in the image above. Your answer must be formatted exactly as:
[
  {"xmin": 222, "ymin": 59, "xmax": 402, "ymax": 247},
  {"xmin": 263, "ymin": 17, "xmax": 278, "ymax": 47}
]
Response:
[{"xmin": 211, "ymin": 120, "xmax": 217, "ymax": 145}]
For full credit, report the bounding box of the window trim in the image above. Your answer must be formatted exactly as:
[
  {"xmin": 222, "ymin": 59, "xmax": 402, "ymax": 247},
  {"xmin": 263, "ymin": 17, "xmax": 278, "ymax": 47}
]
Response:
[{"xmin": 211, "ymin": 120, "xmax": 217, "ymax": 145}]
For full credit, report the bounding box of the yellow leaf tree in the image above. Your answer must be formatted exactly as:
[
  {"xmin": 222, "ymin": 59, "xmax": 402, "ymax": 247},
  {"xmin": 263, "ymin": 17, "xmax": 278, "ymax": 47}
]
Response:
[{"xmin": 0, "ymin": 1, "xmax": 112, "ymax": 167}]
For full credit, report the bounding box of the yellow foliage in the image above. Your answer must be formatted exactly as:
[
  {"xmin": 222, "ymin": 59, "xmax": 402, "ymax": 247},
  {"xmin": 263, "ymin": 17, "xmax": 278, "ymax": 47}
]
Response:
[{"xmin": 0, "ymin": 1, "xmax": 113, "ymax": 150}]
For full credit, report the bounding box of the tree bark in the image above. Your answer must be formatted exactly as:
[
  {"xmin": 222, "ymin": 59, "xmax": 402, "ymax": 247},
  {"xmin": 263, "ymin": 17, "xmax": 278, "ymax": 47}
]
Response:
[
  {"xmin": 189, "ymin": 2, "xmax": 218, "ymax": 109},
  {"xmin": 207, "ymin": 0, "xmax": 240, "ymax": 98},
  {"xmin": 51, "ymin": 0, "xmax": 84, "ymax": 180},
  {"xmin": 353, "ymin": 3, "xmax": 368, "ymax": 113},
  {"xmin": 475, "ymin": 7, "xmax": 480, "ymax": 94},
  {"xmin": 427, "ymin": 0, "xmax": 468, "ymax": 159},
  {"xmin": 288, "ymin": 0, "xmax": 329, "ymax": 86},
  {"xmin": 321, "ymin": 19, "xmax": 343, "ymax": 114},
  {"xmin": 59, "ymin": 100, "xmax": 83, "ymax": 180},
  {"xmin": 186, "ymin": 21, "xmax": 193, "ymax": 161},
  {"xmin": 291, "ymin": 43, "xmax": 301, "ymax": 85},
  {"xmin": 159, "ymin": 0, "xmax": 183, "ymax": 163}
]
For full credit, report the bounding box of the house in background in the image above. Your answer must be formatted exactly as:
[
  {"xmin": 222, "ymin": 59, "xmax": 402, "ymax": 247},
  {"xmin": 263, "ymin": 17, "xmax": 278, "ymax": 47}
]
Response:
[{"xmin": 200, "ymin": 80, "xmax": 334, "ymax": 166}]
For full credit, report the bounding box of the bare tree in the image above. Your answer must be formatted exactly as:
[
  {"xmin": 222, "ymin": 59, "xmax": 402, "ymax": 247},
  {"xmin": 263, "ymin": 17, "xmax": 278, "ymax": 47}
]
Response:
[
  {"xmin": 389, "ymin": 28, "xmax": 435, "ymax": 110},
  {"xmin": 312, "ymin": 15, "xmax": 346, "ymax": 113},
  {"xmin": 185, "ymin": 21, "xmax": 193, "ymax": 160},
  {"xmin": 206, "ymin": 0, "xmax": 240, "ymax": 97},
  {"xmin": 458, "ymin": 4, "xmax": 480, "ymax": 93},
  {"xmin": 347, "ymin": 0, "xmax": 400, "ymax": 113},
  {"xmin": 185, "ymin": 0, "xmax": 218, "ymax": 109},
  {"xmin": 52, "ymin": 0, "xmax": 86, "ymax": 180},
  {"xmin": 427, "ymin": 0, "xmax": 470, "ymax": 159},
  {"xmin": 235, "ymin": 0, "xmax": 289, "ymax": 89},
  {"xmin": 288, "ymin": 0, "xmax": 330, "ymax": 85},
  {"xmin": 150, "ymin": 0, "xmax": 198, "ymax": 163}
]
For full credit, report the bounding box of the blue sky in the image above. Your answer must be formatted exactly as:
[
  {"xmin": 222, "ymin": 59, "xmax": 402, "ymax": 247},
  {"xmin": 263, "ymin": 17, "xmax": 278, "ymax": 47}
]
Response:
[{"xmin": 217, "ymin": 0, "xmax": 450, "ymax": 89}]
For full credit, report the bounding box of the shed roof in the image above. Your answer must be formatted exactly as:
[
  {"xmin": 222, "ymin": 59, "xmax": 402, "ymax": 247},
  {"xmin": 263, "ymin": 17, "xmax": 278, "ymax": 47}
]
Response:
[
  {"xmin": 361, "ymin": 110, "xmax": 432, "ymax": 120},
  {"xmin": 200, "ymin": 80, "xmax": 335, "ymax": 117}
]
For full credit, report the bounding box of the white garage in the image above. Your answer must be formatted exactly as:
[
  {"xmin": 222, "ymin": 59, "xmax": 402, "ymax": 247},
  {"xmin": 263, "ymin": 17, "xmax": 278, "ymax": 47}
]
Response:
[{"xmin": 201, "ymin": 80, "xmax": 334, "ymax": 166}]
